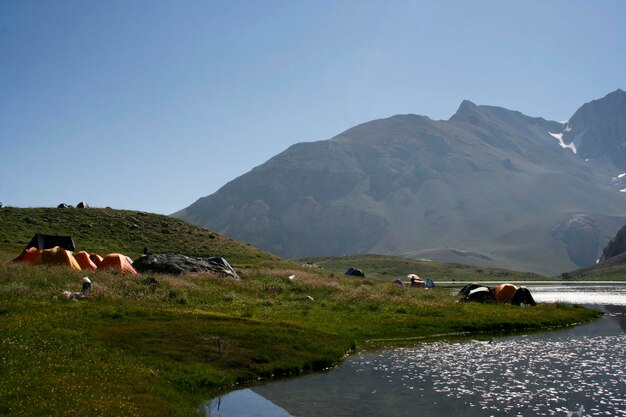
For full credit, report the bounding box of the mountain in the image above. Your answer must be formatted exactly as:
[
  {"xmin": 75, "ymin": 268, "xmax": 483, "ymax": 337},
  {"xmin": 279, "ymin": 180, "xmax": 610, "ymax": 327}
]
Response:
[
  {"xmin": 175, "ymin": 90, "xmax": 626, "ymax": 275},
  {"xmin": 559, "ymin": 89, "xmax": 626, "ymax": 168},
  {"xmin": 561, "ymin": 221, "xmax": 626, "ymax": 279}
]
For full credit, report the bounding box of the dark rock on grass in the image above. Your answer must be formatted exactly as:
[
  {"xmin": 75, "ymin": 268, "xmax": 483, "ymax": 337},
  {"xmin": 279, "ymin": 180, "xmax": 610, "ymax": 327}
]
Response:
[{"xmin": 133, "ymin": 253, "xmax": 240, "ymax": 279}]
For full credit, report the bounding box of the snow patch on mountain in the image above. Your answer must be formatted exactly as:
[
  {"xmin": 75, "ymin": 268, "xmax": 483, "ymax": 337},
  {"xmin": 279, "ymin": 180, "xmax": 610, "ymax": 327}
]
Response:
[{"xmin": 549, "ymin": 131, "xmax": 577, "ymax": 153}]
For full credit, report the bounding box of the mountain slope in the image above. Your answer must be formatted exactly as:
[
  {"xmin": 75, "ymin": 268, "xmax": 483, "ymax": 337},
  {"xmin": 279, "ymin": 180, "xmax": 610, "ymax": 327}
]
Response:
[
  {"xmin": 559, "ymin": 89, "xmax": 626, "ymax": 168},
  {"xmin": 175, "ymin": 90, "xmax": 626, "ymax": 275}
]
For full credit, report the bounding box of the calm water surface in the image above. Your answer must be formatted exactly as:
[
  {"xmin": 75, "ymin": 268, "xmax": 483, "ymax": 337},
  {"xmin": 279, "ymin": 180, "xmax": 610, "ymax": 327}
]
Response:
[{"xmin": 201, "ymin": 285, "xmax": 626, "ymax": 417}]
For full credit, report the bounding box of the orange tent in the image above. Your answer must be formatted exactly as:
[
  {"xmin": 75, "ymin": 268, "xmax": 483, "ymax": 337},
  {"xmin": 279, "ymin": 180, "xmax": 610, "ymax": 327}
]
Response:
[
  {"xmin": 12, "ymin": 247, "xmax": 42, "ymax": 264},
  {"xmin": 99, "ymin": 253, "xmax": 138, "ymax": 275},
  {"xmin": 74, "ymin": 251, "xmax": 98, "ymax": 270},
  {"xmin": 494, "ymin": 283, "xmax": 518, "ymax": 303},
  {"xmin": 90, "ymin": 253, "xmax": 103, "ymax": 267},
  {"xmin": 36, "ymin": 246, "xmax": 82, "ymax": 271}
]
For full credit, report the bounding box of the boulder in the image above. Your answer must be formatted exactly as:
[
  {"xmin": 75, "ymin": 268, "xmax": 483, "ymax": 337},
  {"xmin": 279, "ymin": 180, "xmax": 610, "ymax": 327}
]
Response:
[{"xmin": 132, "ymin": 253, "xmax": 240, "ymax": 279}]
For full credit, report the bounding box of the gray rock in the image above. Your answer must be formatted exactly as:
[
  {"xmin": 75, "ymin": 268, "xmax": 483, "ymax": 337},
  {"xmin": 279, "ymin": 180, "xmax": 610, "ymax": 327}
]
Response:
[{"xmin": 132, "ymin": 253, "xmax": 240, "ymax": 279}]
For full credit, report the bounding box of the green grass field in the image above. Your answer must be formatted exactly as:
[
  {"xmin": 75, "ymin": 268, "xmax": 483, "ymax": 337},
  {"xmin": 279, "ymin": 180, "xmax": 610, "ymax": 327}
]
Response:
[
  {"xmin": 0, "ymin": 208, "xmax": 606, "ymax": 416},
  {"xmin": 299, "ymin": 254, "xmax": 549, "ymax": 282}
]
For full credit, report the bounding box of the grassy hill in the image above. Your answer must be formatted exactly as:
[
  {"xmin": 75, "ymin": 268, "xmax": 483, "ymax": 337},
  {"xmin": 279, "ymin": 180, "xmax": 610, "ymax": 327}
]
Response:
[
  {"xmin": 0, "ymin": 207, "xmax": 602, "ymax": 416},
  {"xmin": 0, "ymin": 207, "xmax": 287, "ymax": 269}
]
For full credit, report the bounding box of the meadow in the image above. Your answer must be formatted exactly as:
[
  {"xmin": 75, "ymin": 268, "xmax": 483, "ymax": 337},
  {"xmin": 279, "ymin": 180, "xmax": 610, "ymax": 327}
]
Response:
[{"xmin": 0, "ymin": 208, "xmax": 603, "ymax": 416}]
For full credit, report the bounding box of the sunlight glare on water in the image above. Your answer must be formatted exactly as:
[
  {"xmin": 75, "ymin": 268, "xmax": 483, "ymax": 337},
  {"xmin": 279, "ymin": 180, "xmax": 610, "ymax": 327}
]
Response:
[
  {"xmin": 348, "ymin": 332, "xmax": 626, "ymax": 416},
  {"xmin": 528, "ymin": 285, "xmax": 626, "ymax": 306}
]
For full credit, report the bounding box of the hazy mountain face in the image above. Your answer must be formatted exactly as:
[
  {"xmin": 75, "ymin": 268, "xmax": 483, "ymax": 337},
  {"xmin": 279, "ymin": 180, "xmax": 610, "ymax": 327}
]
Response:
[
  {"xmin": 175, "ymin": 90, "xmax": 626, "ymax": 275},
  {"xmin": 560, "ymin": 89, "xmax": 626, "ymax": 168}
]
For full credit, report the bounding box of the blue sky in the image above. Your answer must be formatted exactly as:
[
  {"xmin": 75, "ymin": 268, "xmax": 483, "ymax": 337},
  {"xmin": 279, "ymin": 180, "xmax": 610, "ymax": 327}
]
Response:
[{"xmin": 1, "ymin": 1, "xmax": 625, "ymax": 214}]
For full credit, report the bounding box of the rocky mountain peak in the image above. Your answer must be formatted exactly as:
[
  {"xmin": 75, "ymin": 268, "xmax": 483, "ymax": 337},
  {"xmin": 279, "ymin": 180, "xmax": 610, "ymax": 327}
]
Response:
[
  {"xmin": 561, "ymin": 89, "xmax": 626, "ymax": 167},
  {"xmin": 449, "ymin": 100, "xmax": 481, "ymax": 123}
]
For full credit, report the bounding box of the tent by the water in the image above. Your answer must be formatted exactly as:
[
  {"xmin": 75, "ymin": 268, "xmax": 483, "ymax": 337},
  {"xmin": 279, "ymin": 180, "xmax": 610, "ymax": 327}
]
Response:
[
  {"xmin": 510, "ymin": 287, "xmax": 536, "ymax": 306},
  {"xmin": 424, "ymin": 279, "xmax": 435, "ymax": 288},
  {"xmin": 25, "ymin": 233, "xmax": 76, "ymax": 251},
  {"xmin": 494, "ymin": 284, "xmax": 518, "ymax": 303},
  {"xmin": 459, "ymin": 283, "xmax": 484, "ymax": 297},
  {"xmin": 465, "ymin": 286, "xmax": 495, "ymax": 303},
  {"xmin": 99, "ymin": 253, "xmax": 138, "ymax": 275},
  {"xmin": 461, "ymin": 283, "xmax": 536, "ymax": 306},
  {"xmin": 345, "ymin": 267, "xmax": 365, "ymax": 277}
]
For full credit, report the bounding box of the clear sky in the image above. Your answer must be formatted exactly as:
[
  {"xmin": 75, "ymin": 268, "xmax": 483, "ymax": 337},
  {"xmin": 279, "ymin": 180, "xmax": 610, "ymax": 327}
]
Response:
[{"xmin": 1, "ymin": 1, "xmax": 625, "ymax": 214}]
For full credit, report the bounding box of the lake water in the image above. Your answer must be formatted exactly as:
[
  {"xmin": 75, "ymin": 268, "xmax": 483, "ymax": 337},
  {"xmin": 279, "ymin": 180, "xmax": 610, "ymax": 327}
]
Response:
[{"xmin": 200, "ymin": 285, "xmax": 626, "ymax": 417}]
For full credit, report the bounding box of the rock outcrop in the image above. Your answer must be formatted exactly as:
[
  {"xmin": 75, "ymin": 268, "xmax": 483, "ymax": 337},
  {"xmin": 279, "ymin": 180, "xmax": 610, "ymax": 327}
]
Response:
[{"xmin": 133, "ymin": 254, "xmax": 240, "ymax": 279}]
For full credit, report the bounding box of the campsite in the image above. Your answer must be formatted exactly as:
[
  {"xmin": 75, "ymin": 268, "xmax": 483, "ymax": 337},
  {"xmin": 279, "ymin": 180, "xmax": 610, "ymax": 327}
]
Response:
[{"xmin": 0, "ymin": 207, "xmax": 608, "ymax": 416}]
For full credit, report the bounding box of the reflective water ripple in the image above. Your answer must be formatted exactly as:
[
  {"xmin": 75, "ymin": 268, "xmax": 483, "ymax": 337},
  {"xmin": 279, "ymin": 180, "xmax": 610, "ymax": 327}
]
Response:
[{"xmin": 350, "ymin": 335, "xmax": 626, "ymax": 416}]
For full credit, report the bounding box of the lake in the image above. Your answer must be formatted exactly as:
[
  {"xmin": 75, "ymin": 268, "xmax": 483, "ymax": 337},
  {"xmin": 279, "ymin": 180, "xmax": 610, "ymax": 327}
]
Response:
[{"xmin": 200, "ymin": 284, "xmax": 626, "ymax": 417}]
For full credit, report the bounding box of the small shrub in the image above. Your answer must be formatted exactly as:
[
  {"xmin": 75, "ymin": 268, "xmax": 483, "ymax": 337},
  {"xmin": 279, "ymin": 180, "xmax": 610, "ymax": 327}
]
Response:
[
  {"xmin": 167, "ymin": 289, "xmax": 188, "ymax": 305},
  {"xmin": 222, "ymin": 292, "xmax": 236, "ymax": 302},
  {"xmin": 265, "ymin": 284, "xmax": 284, "ymax": 294}
]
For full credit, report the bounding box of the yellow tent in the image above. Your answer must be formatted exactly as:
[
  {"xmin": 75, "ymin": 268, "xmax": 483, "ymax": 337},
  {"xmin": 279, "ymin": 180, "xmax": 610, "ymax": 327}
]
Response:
[{"xmin": 34, "ymin": 246, "xmax": 82, "ymax": 271}]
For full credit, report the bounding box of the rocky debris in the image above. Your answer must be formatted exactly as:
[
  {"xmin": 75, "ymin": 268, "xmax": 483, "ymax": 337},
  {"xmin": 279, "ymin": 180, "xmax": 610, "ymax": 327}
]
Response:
[
  {"xmin": 61, "ymin": 290, "xmax": 83, "ymax": 301},
  {"xmin": 561, "ymin": 221, "xmax": 626, "ymax": 278},
  {"xmin": 551, "ymin": 214, "xmax": 601, "ymax": 266},
  {"xmin": 599, "ymin": 223, "xmax": 626, "ymax": 262},
  {"xmin": 132, "ymin": 253, "xmax": 240, "ymax": 279}
]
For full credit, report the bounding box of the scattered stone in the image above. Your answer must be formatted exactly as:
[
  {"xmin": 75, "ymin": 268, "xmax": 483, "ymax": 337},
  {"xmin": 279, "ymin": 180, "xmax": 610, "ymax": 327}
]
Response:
[
  {"xmin": 61, "ymin": 290, "xmax": 83, "ymax": 301},
  {"xmin": 305, "ymin": 295, "xmax": 314, "ymax": 302}
]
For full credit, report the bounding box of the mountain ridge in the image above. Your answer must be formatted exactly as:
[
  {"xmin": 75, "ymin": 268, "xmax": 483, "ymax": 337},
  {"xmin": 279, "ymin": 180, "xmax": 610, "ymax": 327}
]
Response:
[{"xmin": 175, "ymin": 90, "xmax": 626, "ymax": 275}]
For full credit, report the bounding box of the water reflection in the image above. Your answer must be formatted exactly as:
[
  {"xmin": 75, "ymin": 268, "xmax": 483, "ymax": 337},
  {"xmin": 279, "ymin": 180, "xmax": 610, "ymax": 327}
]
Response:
[
  {"xmin": 199, "ymin": 388, "xmax": 292, "ymax": 417},
  {"xmin": 202, "ymin": 286, "xmax": 626, "ymax": 417}
]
